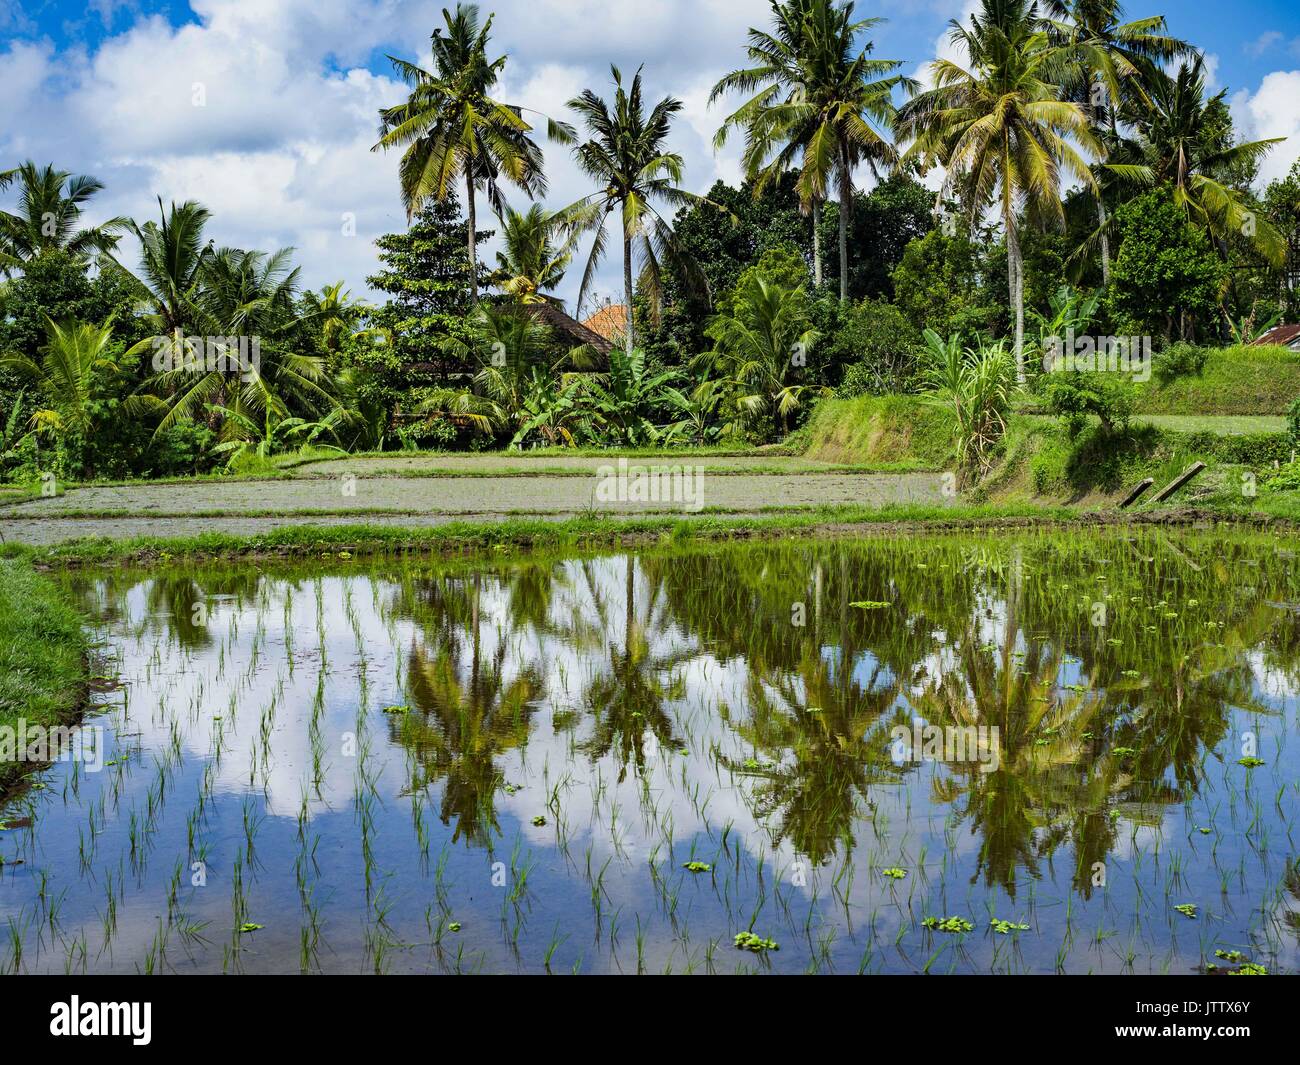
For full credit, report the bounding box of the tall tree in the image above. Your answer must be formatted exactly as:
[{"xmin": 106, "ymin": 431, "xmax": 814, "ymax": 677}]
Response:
[
  {"xmin": 563, "ymin": 66, "xmax": 715, "ymax": 354},
  {"xmin": 1114, "ymin": 56, "xmax": 1285, "ymax": 267},
  {"xmin": 100, "ymin": 198, "xmax": 214, "ymax": 336},
  {"xmin": 896, "ymin": 0, "xmax": 1101, "ymax": 380},
  {"xmin": 713, "ymin": 0, "xmax": 912, "ymax": 301},
  {"xmin": 492, "ymin": 204, "xmax": 574, "ymax": 304},
  {"xmin": 1044, "ymin": 1, "xmax": 1190, "ymax": 284},
  {"xmin": 367, "ymin": 197, "xmax": 489, "ymax": 382},
  {"xmin": 373, "ymin": 3, "xmax": 572, "ymax": 303},
  {"xmin": 0, "ymin": 162, "xmax": 125, "ymax": 275}
]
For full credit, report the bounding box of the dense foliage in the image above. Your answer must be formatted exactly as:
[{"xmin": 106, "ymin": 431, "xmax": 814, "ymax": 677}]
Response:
[{"xmin": 2, "ymin": 0, "xmax": 1299, "ymax": 485}]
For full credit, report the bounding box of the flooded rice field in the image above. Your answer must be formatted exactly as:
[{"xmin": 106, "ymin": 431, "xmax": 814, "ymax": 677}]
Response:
[{"xmin": 3, "ymin": 529, "xmax": 1299, "ymax": 974}]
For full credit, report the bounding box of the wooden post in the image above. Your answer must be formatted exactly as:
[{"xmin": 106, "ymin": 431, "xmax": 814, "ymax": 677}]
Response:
[
  {"xmin": 1118, "ymin": 478, "xmax": 1154, "ymax": 509},
  {"xmin": 1152, "ymin": 462, "xmax": 1206, "ymax": 503}
]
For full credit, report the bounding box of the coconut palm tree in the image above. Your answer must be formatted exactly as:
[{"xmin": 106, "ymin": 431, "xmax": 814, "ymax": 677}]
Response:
[
  {"xmin": 712, "ymin": 0, "xmax": 912, "ymax": 301},
  {"xmin": 373, "ymin": 3, "xmax": 573, "ymax": 304},
  {"xmin": 151, "ymin": 247, "xmax": 336, "ymax": 437},
  {"xmin": 108, "ymin": 222, "xmax": 337, "ymax": 441},
  {"xmin": 492, "ymin": 203, "xmax": 574, "ymax": 304},
  {"xmin": 895, "ymin": 0, "xmax": 1102, "ymax": 381},
  {"xmin": 695, "ymin": 269, "xmax": 823, "ymax": 439},
  {"xmin": 1113, "ymin": 55, "xmax": 1286, "ymax": 266},
  {"xmin": 562, "ymin": 66, "xmax": 719, "ymax": 355},
  {"xmin": 1043, "ymin": 1, "xmax": 1191, "ymax": 283},
  {"xmin": 301, "ymin": 281, "xmax": 372, "ymax": 356},
  {"xmin": 0, "ymin": 316, "xmax": 116, "ymax": 438},
  {"xmin": 100, "ymin": 198, "xmax": 213, "ymax": 336},
  {"xmin": 0, "ymin": 162, "xmax": 125, "ymax": 274},
  {"xmin": 0, "ymin": 317, "xmax": 122, "ymax": 476}
]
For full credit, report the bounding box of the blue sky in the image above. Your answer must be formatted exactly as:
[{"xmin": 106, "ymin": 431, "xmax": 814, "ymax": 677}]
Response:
[{"xmin": 4, "ymin": 0, "xmax": 1300, "ymax": 311}]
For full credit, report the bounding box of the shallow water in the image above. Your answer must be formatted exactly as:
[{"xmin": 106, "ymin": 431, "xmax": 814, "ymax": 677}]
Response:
[{"xmin": 3, "ymin": 529, "xmax": 1299, "ymax": 974}]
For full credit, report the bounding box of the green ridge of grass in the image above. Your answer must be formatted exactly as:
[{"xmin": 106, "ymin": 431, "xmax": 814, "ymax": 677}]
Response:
[
  {"xmin": 1, "ymin": 504, "xmax": 1089, "ymax": 567},
  {"xmin": 982, "ymin": 414, "xmax": 1295, "ymax": 507},
  {"xmin": 0, "ymin": 560, "xmax": 89, "ymax": 793},
  {"xmin": 1132, "ymin": 344, "xmax": 1300, "ymax": 416},
  {"xmin": 801, "ymin": 395, "xmax": 955, "ymax": 469}
]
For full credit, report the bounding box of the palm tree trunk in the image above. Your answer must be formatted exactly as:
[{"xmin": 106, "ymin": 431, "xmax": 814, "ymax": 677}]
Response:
[
  {"xmin": 465, "ymin": 172, "xmax": 479, "ymax": 306},
  {"xmin": 1097, "ymin": 196, "xmax": 1111, "ymax": 287},
  {"xmin": 812, "ymin": 201, "xmax": 823, "ymax": 288},
  {"xmin": 623, "ymin": 229, "xmax": 635, "ymax": 355},
  {"xmin": 838, "ymin": 153, "xmax": 851, "ymax": 303},
  {"xmin": 1007, "ymin": 211, "xmax": 1025, "ymax": 383}
]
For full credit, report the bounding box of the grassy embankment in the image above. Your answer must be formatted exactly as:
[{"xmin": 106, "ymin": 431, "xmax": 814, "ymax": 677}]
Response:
[
  {"xmin": 0, "ymin": 561, "xmax": 89, "ymax": 792},
  {"xmin": 798, "ymin": 344, "xmax": 1300, "ymax": 516}
]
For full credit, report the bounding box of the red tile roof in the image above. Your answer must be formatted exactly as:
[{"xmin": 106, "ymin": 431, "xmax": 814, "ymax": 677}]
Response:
[{"xmin": 582, "ymin": 304, "xmax": 628, "ymax": 342}]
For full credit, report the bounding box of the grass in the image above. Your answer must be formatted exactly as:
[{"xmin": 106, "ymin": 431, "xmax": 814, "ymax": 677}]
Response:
[
  {"xmin": 0, "ymin": 504, "xmax": 1096, "ymax": 566},
  {"xmin": 800, "ymin": 395, "xmax": 955, "ymax": 469},
  {"xmin": 977, "ymin": 412, "xmax": 1295, "ymax": 508},
  {"xmin": 1129, "ymin": 414, "xmax": 1289, "ymax": 435},
  {"xmin": 0, "ymin": 560, "xmax": 89, "ymax": 792},
  {"xmin": 1132, "ymin": 344, "xmax": 1300, "ymax": 416}
]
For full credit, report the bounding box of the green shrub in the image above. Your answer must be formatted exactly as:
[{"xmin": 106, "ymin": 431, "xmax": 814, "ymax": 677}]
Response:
[
  {"xmin": 1179, "ymin": 431, "xmax": 1292, "ymax": 467},
  {"xmin": 835, "ymin": 298, "xmax": 923, "ymax": 396},
  {"xmin": 1153, "ymin": 342, "xmax": 1208, "ymax": 385},
  {"xmin": 146, "ymin": 424, "xmax": 219, "ymax": 477},
  {"xmin": 1264, "ymin": 460, "xmax": 1300, "ymax": 491},
  {"xmin": 1040, "ymin": 370, "xmax": 1135, "ymax": 434},
  {"xmin": 1288, "ymin": 396, "xmax": 1300, "ymax": 444}
]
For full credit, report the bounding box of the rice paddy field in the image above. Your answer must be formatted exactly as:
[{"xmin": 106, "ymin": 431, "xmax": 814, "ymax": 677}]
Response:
[{"xmin": 2, "ymin": 528, "xmax": 1299, "ymax": 975}]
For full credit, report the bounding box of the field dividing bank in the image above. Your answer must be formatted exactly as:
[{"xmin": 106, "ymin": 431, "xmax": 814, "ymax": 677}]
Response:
[
  {"xmin": 0, "ymin": 470, "xmax": 951, "ymax": 546},
  {"xmin": 6, "ymin": 504, "xmax": 1297, "ymax": 569}
]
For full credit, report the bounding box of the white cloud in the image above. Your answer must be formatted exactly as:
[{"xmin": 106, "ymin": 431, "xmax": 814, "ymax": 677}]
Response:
[
  {"xmin": 1231, "ymin": 71, "xmax": 1300, "ymax": 186},
  {"xmin": 0, "ymin": 0, "xmax": 784, "ymax": 310},
  {"xmin": 1246, "ymin": 31, "xmax": 1284, "ymax": 58}
]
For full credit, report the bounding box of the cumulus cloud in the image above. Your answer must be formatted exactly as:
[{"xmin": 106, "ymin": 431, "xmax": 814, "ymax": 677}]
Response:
[
  {"xmin": 0, "ymin": 0, "xmax": 785, "ymax": 308},
  {"xmin": 1232, "ymin": 70, "xmax": 1300, "ymax": 185}
]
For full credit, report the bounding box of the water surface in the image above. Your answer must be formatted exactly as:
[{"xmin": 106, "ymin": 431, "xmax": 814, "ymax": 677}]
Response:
[{"xmin": 2, "ymin": 529, "xmax": 1298, "ymax": 974}]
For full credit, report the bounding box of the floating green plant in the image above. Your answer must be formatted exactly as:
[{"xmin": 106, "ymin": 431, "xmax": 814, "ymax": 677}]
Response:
[
  {"xmin": 682, "ymin": 861, "xmax": 711, "ymax": 873},
  {"xmin": 922, "ymin": 916, "xmax": 973, "ymax": 934},
  {"xmin": 1174, "ymin": 904, "xmax": 1198, "ymax": 919},
  {"xmin": 530, "ymin": 815, "xmax": 546, "ymax": 827},
  {"xmin": 381, "ymin": 705, "xmax": 411, "ymax": 715},
  {"xmin": 881, "ymin": 868, "xmax": 907, "ymax": 880},
  {"xmin": 849, "ymin": 601, "xmax": 890, "ymax": 610},
  {"xmin": 1214, "ymin": 949, "xmax": 1244, "ymax": 962},
  {"xmin": 734, "ymin": 931, "xmax": 778, "ymax": 953},
  {"xmin": 1237, "ymin": 757, "xmax": 1265, "ymax": 768},
  {"xmin": 238, "ymin": 922, "xmax": 263, "ymax": 933},
  {"xmin": 990, "ymin": 918, "xmax": 1030, "ymax": 935}
]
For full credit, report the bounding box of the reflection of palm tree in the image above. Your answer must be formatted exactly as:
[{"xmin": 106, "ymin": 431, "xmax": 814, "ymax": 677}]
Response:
[
  {"xmin": 914, "ymin": 634, "xmax": 1116, "ymax": 896},
  {"xmin": 401, "ymin": 633, "xmax": 541, "ymax": 847},
  {"xmin": 389, "ymin": 568, "xmax": 548, "ymax": 845},
  {"xmin": 727, "ymin": 647, "xmax": 905, "ymax": 864},
  {"xmin": 578, "ymin": 557, "xmax": 687, "ymax": 782},
  {"xmin": 1282, "ymin": 859, "xmax": 1300, "ymax": 941}
]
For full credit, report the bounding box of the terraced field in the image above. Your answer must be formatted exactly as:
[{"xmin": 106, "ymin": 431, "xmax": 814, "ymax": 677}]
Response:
[{"xmin": 0, "ymin": 455, "xmax": 952, "ymax": 546}]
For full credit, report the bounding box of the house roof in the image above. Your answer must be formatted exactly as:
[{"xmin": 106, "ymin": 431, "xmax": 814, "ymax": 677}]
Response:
[
  {"xmin": 582, "ymin": 304, "xmax": 628, "ymax": 342},
  {"xmin": 525, "ymin": 302, "xmax": 613, "ymax": 355},
  {"xmin": 1252, "ymin": 324, "xmax": 1300, "ymax": 348}
]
